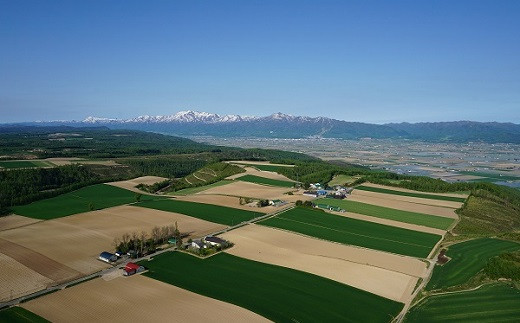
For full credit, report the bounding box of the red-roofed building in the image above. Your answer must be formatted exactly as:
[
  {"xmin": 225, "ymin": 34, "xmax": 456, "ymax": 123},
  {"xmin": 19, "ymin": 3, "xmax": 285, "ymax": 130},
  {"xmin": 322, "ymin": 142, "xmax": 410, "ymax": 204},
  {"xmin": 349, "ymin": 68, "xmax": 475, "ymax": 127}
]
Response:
[{"xmin": 123, "ymin": 262, "xmax": 145, "ymax": 276}]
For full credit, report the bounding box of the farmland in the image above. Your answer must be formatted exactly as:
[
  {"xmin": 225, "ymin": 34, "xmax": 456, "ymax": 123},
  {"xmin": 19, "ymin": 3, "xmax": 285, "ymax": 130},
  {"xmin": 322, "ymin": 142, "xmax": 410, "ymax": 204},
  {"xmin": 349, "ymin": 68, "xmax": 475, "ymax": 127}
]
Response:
[
  {"xmin": 135, "ymin": 199, "xmax": 263, "ymax": 226},
  {"xmin": 259, "ymin": 207, "xmax": 441, "ymax": 258},
  {"xmin": 317, "ymin": 198, "xmax": 454, "ymax": 230},
  {"xmin": 141, "ymin": 252, "xmax": 404, "ymax": 322},
  {"xmin": 195, "ymin": 181, "xmax": 294, "ymax": 200},
  {"xmin": 0, "ymin": 307, "xmax": 48, "ymax": 323},
  {"xmin": 236, "ymin": 174, "xmax": 295, "ymax": 188},
  {"xmin": 12, "ymin": 184, "xmax": 164, "ymax": 220},
  {"xmin": 426, "ymin": 238, "xmax": 520, "ymax": 290},
  {"xmin": 0, "ymin": 160, "xmax": 54, "ymax": 169},
  {"xmin": 356, "ymin": 185, "xmax": 467, "ymax": 202},
  {"xmin": 171, "ymin": 180, "xmax": 232, "ymax": 196},
  {"xmin": 328, "ymin": 174, "xmax": 358, "ymax": 186},
  {"xmin": 405, "ymin": 283, "xmax": 520, "ymax": 322}
]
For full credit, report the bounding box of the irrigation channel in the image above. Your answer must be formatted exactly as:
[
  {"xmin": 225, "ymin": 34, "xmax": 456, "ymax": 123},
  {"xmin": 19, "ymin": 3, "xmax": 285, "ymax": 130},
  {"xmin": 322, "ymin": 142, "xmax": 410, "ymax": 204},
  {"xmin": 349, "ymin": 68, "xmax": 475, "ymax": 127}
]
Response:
[{"xmin": 0, "ymin": 204, "xmax": 294, "ymax": 310}]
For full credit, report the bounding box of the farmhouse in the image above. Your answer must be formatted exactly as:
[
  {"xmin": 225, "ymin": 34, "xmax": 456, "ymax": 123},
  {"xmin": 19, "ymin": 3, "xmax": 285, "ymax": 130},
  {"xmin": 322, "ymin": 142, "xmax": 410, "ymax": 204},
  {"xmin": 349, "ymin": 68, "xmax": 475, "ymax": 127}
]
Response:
[
  {"xmin": 99, "ymin": 251, "xmax": 117, "ymax": 263},
  {"xmin": 123, "ymin": 262, "xmax": 145, "ymax": 276},
  {"xmin": 204, "ymin": 236, "xmax": 226, "ymax": 247},
  {"xmin": 190, "ymin": 240, "xmax": 206, "ymax": 249}
]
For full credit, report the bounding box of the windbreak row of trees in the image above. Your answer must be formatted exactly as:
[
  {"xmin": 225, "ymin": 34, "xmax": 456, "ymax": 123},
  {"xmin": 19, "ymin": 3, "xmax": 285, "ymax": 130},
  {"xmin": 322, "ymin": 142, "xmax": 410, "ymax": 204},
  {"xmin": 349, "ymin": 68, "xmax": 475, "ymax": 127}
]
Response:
[{"xmin": 114, "ymin": 222, "xmax": 183, "ymax": 257}]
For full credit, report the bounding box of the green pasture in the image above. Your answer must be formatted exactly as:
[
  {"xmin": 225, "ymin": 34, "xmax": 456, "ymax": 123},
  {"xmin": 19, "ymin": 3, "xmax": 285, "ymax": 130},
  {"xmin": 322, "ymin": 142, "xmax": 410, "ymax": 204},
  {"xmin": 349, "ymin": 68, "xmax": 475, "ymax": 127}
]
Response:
[
  {"xmin": 12, "ymin": 184, "xmax": 162, "ymax": 220},
  {"xmin": 355, "ymin": 186, "xmax": 467, "ymax": 202},
  {"xmin": 426, "ymin": 238, "xmax": 520, "ymax": 290},
  {"xmin": 328, "ymin": 174, "xmax": 358, "ymax": 186},
  {"xmin": 0, "ymin": 307, "xmax": 49, "ymax": 323},
  {"xmin": 405, "ymin": 283, "xmax": 520, "ymax": 322},
  {"xmin": 171, "ymin": 180, "xmax": 233, "ymax": 196},
  {"xmin": 236, "ymin": 174, "xmax": 295, "ymax": 188},
  {"xmin": 141, "ymin": 252, "xmax": 403, "ymax": 322},
  {"xmin": 259, "ymin": 207, "xmax": 441, "ymax": 258},
  {"xmin": 0, "ymin": 160, "xmax": 54, "ymax": 169},
  {"xmin": 319, "ymin": 198, "xmax": 454, "ymax": 230},
  {"xmin": 136, "ymin": 199, "xmax": 263, "ymax": 226}
]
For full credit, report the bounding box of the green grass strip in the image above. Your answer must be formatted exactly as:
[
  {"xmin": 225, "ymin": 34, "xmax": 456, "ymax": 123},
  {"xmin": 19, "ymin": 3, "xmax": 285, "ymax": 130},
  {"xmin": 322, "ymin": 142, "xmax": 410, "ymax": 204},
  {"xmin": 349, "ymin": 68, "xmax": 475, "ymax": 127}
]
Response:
[
  {"xmin": 405, "ymin": 283, "xmax": 520, "ymax": 322},
  {"xmin": 356, "ymin": 185, "xmax": 467, "ymax": 202},
  {"xmin": 171, "ymin": 180, "xmax": 233, "ymax": 196},
  {"xmin": 142, "ymin": 252, "xmax": 403, "ymax": 322},
  {"xmin": 0, "ymin": 161, "xmax": 53, "ymax": 169},
  {"xmin": 136, "ymin": 199, "xmax": 263, "ymax": 226},
  {"xmin": 260, "ymin": 207, "xmax": 441, "ymax": 258},
  {"xmin": 236, "ymin": 174, "xmax": 295, "ymax": 188},
  {"xmin": 319, "ymin": 198, "xmax": 454, "ymax": 230},
  {"xmin": 0, "ymin": 307, "xmax": 49, "ymax": 323},
  {"xmin": 12, "ymin": 184, "xmax": 164, "ymax": 220},
  {"xmin": 426, "ymin": 238, "xmax": 520, "ymax": 290}
]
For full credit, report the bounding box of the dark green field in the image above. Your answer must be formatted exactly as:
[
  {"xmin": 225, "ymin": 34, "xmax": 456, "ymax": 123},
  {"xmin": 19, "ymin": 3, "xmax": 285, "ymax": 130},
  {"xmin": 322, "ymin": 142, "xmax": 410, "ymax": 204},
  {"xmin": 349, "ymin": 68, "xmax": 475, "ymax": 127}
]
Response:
[
  {"xmin": 317, "ymin": 198, "xmax": 454, "ymax": 230},
  {"xmin": 259, "ymin": 207, "xmax": 441, "ymax": 258},
  {"xmin": 355, "ymin": 185, "xmax": 467, "ymax": 202},
  {"xmin": 0, "ymin": 307, "xmax": 48, "ymax": 323},
  {"xmin": 12, "ymin": 184, "xmax": 163, "ymax": 220},
  {"xmin": 236, "ymin": 175, "xmax": 295, "ymax": 188},
  {"xmin": 252, "ymin": 164, "xmax": 290, "ymax": 172},
  {"xmin": 405, "ymin": 283, "xmax": 520, "ymax": 322},
  {"xmin": 136, "ymin": 199, "xmax": 263, "ymax": 226},
  {"xmin": 141, "ymin": 252, "xmax": 403, "ymax": 322},
  {"xmin": 426, "ymin": 238, "xmax": 520, "ymax": 290},
  {"xmin": 0, "ymin": 161, "xmax": 53, "ymax": 169}
]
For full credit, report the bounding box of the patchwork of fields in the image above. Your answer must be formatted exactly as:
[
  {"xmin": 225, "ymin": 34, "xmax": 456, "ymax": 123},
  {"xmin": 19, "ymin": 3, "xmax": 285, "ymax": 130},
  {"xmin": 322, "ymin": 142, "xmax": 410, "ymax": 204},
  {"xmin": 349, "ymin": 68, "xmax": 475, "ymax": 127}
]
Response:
[
  {"xmin": 141, "ymin": 252, "xmax": 404, "ymax": 322},
  {"xmin": 259, "ymin": 207, "xmax": 441, "ymax": 258},
  {"xmin": 406, "ymin": 283, "xmax": 520, "ymax": 322},
  {"xmin": 426, "ymin": 238, "xmax": 520, "ymax": 290},
  {"xmin": 12, "ymin": 184, "xmax": 164, "ymax": 220}
]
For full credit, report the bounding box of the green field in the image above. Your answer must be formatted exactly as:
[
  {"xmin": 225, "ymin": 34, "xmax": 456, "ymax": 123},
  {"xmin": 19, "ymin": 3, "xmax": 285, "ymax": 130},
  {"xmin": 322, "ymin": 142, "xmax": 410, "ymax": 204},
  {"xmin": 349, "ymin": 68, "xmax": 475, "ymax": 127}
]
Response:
[
  {"xmin": 0, "ymin": 307, "xmax": 48, "ymax": 323},
  {"xmin": 136, "ymin": 199, "xmax": 263, "ymax": 226},
  {"xmin": 355, "ymin": 186, "xmax": 467, "ymax": 202},
  {"xmin": 236, "ymin": 175, "xmax": 295, "ymax": 188},
  {"xmin": 319, "ymin": 198, "xmax": 454, "ymax": 230},
  {"xmin": 0, "ymin": 160, "xmax": 54, "ymax": 169},
  {"xmin": 460, "ymin": 171, "xmax": 520, "ymax": 183},
  {"xmin": 405, "ymin": 283, "xmax": 520, "ymax": 322},
  {"xmin": 141, "ymin": 252, "xmax": 403, "ymax": 322},
  {"xmin": 252, "ymin": 164, "xmax": 289, "ymax": 172},
  {"xmin": 12, "ymin": 184, "xmax": 163, "ymax": 220},
  {"xmin": 426, "ymin": 238, "xmax": 520, "ymax": 290},
  {"xmin": 259, "ymin": 207, "xmax": 441, "ymax": 258},
  {"xmin": 328, "ymin": 174, "xmax": 358, "ymax": 186},
  {"xmin": 171, "ymin": 180, "xmax": 233, "ymax": 196}
]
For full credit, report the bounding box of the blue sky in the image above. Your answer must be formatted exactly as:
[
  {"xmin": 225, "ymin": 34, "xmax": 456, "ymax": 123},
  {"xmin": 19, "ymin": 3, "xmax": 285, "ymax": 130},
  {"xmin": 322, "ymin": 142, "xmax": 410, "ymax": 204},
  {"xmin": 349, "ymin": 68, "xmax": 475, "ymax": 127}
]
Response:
[{"xmin": 1, "ymin": 0, "xmax": 519, "ymax": 123}]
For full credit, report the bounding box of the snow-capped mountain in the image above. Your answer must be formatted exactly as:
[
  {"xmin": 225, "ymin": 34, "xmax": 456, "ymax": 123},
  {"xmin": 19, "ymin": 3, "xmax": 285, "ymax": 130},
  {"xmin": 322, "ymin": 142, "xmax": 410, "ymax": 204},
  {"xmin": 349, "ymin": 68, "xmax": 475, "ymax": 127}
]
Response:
[{"xmin": 83, "ymin": 110, "xmax": 260, "ymax": 124}]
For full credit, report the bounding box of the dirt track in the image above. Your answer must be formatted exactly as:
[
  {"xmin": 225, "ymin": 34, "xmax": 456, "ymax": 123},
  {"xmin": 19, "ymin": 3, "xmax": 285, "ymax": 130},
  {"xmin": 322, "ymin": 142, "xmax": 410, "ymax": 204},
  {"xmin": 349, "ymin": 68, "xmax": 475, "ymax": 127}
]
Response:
[
  {"xmin": 221, "ymin": 224, "xmax": 426, "ymax": 302},
  {"xmin": 0, "ymin": 215, "xmax": 41, "ymax": 231},
  {"xmin": 22, "ymin": 275, "xmax": 270, "ymax": 323}
]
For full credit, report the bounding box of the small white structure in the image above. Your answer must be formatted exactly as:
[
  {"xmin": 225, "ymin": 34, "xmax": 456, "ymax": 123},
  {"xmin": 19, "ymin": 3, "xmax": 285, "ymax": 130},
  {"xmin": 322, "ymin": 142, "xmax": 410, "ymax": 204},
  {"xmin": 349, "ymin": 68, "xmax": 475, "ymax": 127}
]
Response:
[{"xmin": 190, "ymin": 240, "xmax": 206, "ymax": 249}]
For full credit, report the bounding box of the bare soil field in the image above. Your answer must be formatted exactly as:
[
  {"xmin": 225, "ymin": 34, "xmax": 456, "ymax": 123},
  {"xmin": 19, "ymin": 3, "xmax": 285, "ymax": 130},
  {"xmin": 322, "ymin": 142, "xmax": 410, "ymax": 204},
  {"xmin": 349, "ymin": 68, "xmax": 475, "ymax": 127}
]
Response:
[
  {"xmin": 0, "ymin": 238, "xmax": 81, "ymax": 283},
  {"xmin": 221, "ymin": 224, "xmax": 426, "ymax": 302},
  {"xmin": 226, "ymin": 166, "xmax": 296, "ymax": 182},
  {"xmin": 0, "ymin": 215, "xmax": 41, "ymax": 231},
  {"xmin": 0, "ymin": 253, "xmax": 53, "ymax": 302},
  {"xmin": 0, "ymin": 206, "xmax": 224, "ymax": 275},
  {"xmin": 107, "ymin": 176, "xmax": 168, "ymax": 194},
  {"xmin": 22, "ymin": 275, "xmax": 270, "ymax": 323},
  {"xmin": 175, "ymin": 194, "xmax": 279, "ymax": 213},
  {"xmin": 352, "ymin": 189, "xmax": 464, "ymax": 209},
  {"xmin": 328, "ymin": 210, "xmax": 446, "ymax": 235},
  {"xmin": 198, "ymin": 181, "xmax": 294, "ymax": 199},
  {"xmin": 348, "ymin": 193, "xmax": 459, "ymax": 219},
  {"xmin": 363, "ymin": 183, "xmax": 469, "ymax": 198}
]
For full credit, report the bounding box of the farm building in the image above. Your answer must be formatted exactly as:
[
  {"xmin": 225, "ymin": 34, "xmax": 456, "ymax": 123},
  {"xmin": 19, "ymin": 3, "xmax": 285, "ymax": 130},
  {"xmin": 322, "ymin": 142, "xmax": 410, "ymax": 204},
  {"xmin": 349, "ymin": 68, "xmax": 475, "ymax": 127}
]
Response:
[
  {"xmin": 303, "ymin": 191, "xmax": 318, "ymax": 197},
  {"xmin": 123, "ymin": 262, "xmax": 145, "ymax": 276},
  {"xmin": 190, "ymin": 240, "xmax": 206, "ymax": 249},
  {"xmin": 99, "ymin": 251, "xmax": 117, "ymax": 263},
  {"xmin": 269, "ymin": 199, "xmax": 287, "ymax": 207},
  {"xmin": 204, "ymin": 236, "xmax": 226, "ymax": 247}
]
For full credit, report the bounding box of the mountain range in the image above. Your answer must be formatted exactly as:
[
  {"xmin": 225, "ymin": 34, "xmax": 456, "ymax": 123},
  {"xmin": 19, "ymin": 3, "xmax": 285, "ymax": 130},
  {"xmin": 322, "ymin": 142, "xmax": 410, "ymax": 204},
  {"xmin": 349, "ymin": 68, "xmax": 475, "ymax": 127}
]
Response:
[{"xmin": 13, "ymin": 110, "xmax": 520, "ymax": 143}]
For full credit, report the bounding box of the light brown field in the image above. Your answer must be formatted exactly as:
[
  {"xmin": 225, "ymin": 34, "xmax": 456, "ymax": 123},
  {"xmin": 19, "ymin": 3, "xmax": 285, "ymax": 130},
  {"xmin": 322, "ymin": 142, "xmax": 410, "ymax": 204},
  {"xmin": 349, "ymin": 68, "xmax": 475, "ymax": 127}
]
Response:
[
  {"xmin": 226, "ymin": 166, "xmax": 296, "ymax": 182},
  {"xmin": 107, "ymin": 176, "xmax": 168, "ymax": 194},
  {"xmin": 198, "ymin": 181, "xmax": 294, "ymax": 199},
  {"xmin": 327, "ymin": 210, "xmax": 446, "ymax": 235},
  {"xmin": 22, "ymin": 275, "xmax": 270, "ymax": 323},
  {"xmin": 226, "ymin": 160, "xmax": 294, "ymax": 167},
  {"xmin": 353, "ymin": 188, "xmax": 464, "ymax": 209},
  {"xmin": 348, "ymin": 193, "xmax": 459, "ymax": 219},
  {"xmin": 0, "ymin": 253, "xmax": 53, "ymax": 302},
  {"xmin": 175, "ymin": 194, "xmax": 280, "ymax": 213},
  {"xmin": 0, "ymin": 206, "xmax": 225, "ymax": 275},
  {"xmin": 221, "ymin": 224, "xmax": 424, "ymax": 302},
  {"xmin": 362, "ymin": 183, "xmax": 469, "ymax": 198},
  {"xmin": 44, "ymin": 158, "xmax": 119, "ymax": 167},
  {"xmin": 0, "ymin": 214, "xmax": 41, "ymax": 231}
]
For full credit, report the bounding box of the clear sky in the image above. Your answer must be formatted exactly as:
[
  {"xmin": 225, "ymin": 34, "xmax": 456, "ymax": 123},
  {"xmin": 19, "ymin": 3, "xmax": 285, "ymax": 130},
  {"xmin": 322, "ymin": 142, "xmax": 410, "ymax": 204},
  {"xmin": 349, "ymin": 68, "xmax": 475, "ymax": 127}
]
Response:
[{"xmin": 1, "ymin": 0, "xmax": 519, "ymax": 123}]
